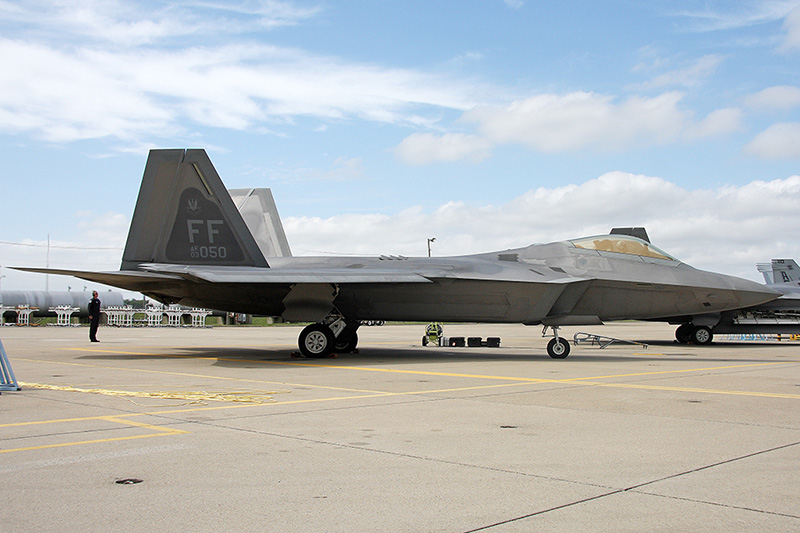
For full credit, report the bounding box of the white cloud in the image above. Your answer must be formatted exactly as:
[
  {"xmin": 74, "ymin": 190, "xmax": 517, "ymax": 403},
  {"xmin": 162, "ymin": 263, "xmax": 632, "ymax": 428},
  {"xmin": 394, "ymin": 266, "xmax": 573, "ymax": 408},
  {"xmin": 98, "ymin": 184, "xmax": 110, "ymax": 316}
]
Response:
[
  {"xmin": 455, "ymin": 91, "xmax": 737, "ymax": 154},
  {"xmin": 744, "ymin": 122, "xmax": 800, "ymax": 158},
  {"xmin": 674, "ymin": 1, "xmax": 800, "ymax": 31},
  {"xmin": 394, "ymin": 133, "xmax": 492, "ymax": 165},
  {"xmin": 687, "ymin": 107, "xmax": 744, "ymax": 138},
  {"xmin": 673, "ymin": 2, "xmax": 800, "ymax": 51},
  {"xmin": 0, "ymin": 39, "xmax": 482, "ymax": 143},
  {"xmin": 0, "ymin": 1, "xmax": 487, "ymax": 145},
  {"xmin": 636, "ymin": 54, "xmax": 724, "ymax": 89},
  {"xmin": 0, "ymin": 210, "xmax": 128, "ymax": 293},
  {"xmin": 393, "ymin": 91, "xmax": 744, "ymax": 163},
  {"xmin": 781, "ymin": 5, "xmax": 800, "ymax": 49},
  {"xmin": 465, "ymin": 92, "xmax": 679, "ymax": 152},
  {"xmin": 745, "ymin": 85, "xmax": 800, "ymax": 110},
  {"xmin": 0, "ymin": 40, "xmax": 176, "ymax": 142},
  {"xmin": 0, "ymin": 0, "xmax": 320, "ymax": 46}
]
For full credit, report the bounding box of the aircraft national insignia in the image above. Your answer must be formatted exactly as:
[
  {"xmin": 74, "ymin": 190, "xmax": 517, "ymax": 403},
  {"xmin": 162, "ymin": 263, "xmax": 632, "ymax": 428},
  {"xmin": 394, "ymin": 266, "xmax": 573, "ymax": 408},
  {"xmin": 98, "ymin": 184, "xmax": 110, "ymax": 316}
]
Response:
[{"xmin": 186, "ymin": 198, "xmax": 201, "ymax": 214}]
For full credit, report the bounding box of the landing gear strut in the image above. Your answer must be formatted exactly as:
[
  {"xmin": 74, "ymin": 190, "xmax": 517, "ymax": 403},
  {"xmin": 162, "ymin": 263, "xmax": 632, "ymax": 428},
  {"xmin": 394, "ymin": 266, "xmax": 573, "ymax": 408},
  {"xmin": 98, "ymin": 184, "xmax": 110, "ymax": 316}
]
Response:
[{"xmin": 543, "ymin": 325, "xmax": 570, "ymax": 359}]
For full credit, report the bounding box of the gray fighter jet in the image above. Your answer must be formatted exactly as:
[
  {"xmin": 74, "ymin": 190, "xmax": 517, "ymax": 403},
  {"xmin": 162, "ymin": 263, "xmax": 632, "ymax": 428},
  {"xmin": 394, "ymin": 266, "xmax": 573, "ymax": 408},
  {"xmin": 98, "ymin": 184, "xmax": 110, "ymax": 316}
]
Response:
[{"xmin": 16, "ymin": 149, "xmax": 779, "ymax": 358}]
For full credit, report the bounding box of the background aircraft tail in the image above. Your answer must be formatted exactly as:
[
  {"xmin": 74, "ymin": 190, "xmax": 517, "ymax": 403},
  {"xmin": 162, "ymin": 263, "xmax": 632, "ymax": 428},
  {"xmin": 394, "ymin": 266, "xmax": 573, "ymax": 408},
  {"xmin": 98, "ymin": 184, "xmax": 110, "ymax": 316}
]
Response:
[
  {"xmin": 121, "ymin": 149, "xmax": 270, "ymax": 270},
  {"xmin": 757, "ymin": 259, "xmax": 799, "ymax": 285}
]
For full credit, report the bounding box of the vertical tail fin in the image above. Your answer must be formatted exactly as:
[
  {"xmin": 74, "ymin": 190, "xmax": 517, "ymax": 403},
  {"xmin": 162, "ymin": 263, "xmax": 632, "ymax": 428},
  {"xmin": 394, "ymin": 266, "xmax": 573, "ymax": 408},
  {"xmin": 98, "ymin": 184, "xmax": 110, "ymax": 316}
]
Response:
[
  {"xmin": 769, "ymin": 259, "xmax": 799, "ymax": 285},
  {"xmin": 121, "ymin": 149, "xmax": 269, "ymax": 270},
  {"xmin": 229, "ymin": 188, "xmax": 292, "ymax": 258}
]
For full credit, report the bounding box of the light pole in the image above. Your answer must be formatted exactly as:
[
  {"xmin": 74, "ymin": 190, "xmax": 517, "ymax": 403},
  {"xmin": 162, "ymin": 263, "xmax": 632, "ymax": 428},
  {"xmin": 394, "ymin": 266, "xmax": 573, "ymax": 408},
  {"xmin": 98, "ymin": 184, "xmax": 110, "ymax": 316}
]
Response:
[{"xmin": 427, "ymin": 237, "xmax": 436, "ymax": 257}]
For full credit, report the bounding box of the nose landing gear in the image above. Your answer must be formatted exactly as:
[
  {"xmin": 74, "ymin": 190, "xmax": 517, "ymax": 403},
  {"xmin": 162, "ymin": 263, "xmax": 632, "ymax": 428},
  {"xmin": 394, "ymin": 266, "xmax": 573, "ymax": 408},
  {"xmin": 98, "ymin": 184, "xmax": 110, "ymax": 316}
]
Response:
[{"xmin": 543, "ymin": 325, "xmax": 571, "ymax": 358}]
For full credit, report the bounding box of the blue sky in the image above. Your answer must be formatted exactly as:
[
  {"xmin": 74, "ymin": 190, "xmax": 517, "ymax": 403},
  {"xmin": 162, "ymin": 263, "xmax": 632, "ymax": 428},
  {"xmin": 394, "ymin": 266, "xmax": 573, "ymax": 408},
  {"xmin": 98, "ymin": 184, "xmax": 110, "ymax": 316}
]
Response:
[{"xmin": 1, "ymin": 0, "xmax": 799, "ymax": 293}]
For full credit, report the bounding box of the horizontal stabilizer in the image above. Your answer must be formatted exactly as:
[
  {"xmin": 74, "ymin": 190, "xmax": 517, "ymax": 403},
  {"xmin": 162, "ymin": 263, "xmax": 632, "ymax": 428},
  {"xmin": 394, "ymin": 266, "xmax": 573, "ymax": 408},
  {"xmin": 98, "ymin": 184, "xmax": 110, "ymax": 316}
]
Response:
[{"xmin": 12, "ymin": 267, "xmax": 182, "ymax": 293}]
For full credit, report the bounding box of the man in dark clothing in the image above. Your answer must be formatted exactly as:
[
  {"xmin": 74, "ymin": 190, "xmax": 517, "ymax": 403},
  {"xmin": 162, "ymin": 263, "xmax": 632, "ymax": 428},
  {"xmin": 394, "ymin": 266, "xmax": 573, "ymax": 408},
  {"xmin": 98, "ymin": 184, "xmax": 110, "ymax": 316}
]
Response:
[{"xmin": 88, "ymin": 290, "xmax": 101, "ymax": 342}]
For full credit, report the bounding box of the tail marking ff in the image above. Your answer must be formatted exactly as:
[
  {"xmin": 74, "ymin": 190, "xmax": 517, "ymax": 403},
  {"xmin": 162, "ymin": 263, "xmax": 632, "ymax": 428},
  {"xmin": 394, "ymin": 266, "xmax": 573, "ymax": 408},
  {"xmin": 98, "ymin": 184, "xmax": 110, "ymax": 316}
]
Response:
[{"xmin": 121, "ymin": 149, "xmax": 269, "ymax": 270}]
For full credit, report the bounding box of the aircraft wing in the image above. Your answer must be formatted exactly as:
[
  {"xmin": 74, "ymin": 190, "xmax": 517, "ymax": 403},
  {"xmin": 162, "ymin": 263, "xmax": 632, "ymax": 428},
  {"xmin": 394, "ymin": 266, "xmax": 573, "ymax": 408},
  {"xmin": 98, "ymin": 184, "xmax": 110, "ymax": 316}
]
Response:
[
  {"xmin": 12, "ymin": 264, "xmax": 436, "ymax": 287},
  {"xmin": 15, "ymin": 262, "xmax": 584, "ymax": 287},
  {"xmin": 138, "ymin": 263, "xmax": 434, "ymax": 284},
  {"xmin": 138, "ymin": 263, "xmax": 585, "ymax": 285}
]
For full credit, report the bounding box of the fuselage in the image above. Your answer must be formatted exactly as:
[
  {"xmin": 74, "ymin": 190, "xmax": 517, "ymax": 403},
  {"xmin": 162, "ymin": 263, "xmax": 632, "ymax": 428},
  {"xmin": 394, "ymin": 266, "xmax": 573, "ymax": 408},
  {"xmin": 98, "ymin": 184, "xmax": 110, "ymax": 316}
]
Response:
[{"xmin": 163, "ymin": 237, "xmax": 778, "ymax": 325}]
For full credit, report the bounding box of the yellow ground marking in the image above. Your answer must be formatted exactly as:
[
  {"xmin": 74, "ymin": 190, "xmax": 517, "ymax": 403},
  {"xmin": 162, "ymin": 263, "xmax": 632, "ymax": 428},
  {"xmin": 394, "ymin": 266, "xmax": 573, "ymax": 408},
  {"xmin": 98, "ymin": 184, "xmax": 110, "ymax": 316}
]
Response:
[
  {"xmin": 244, "ymin": 359, "xmax": 797, "ymax": 385},
  {"xmin": 20, "ymin": 349, "xmax": 800, "ymax": 402},
  {"xmin": 5, "ymin": 355, "xmax": 800, "ymax": 455},
  {"xmin": 7, "ymin": 349, "xmax": 799, "ymax": 456},
  {"xmin": 15, "ymin": 356, "xmax": 389, "ymax": 395},
  {"xmin": 18, "ymin": 382, "xmax": 285, "ymax": 405},
  {"xmin": 0, "ymin": 415, "xmax": 187, "ymax": 454},
  {"xmin": 577, "ymin": 381, "xmax": 800, "ymax": 399},
  {"xmin": 0, "ymin": 381, "xmax": 534, "ymax": 454},
  {"xmin": 558, "ymin": 361, "xmax": 797, "ymax": 382}
]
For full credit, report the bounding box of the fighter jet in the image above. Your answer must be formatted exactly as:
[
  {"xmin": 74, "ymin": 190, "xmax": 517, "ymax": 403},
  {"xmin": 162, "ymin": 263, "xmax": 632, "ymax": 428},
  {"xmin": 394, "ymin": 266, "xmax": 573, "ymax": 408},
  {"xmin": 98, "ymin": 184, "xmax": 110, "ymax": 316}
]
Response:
[
  {"xmin": 674, "ymin": 259, "xmax": 800, "ymax": 343},
  {"xmin": 16, "ymin": 149, "xmax": 779, "ymax": 358}
]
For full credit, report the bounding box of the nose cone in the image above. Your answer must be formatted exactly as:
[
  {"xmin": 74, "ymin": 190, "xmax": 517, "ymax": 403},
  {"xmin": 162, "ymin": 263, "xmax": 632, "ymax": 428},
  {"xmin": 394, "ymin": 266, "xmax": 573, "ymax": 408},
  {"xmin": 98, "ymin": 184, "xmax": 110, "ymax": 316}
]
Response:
[{"xmin": 724, "ymin": 275, "xmax": 781, "ymax": 309}]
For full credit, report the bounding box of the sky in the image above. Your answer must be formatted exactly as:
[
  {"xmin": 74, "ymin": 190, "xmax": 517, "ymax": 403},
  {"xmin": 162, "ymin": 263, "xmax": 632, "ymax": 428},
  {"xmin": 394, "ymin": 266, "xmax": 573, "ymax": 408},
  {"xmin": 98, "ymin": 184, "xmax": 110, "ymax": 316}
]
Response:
[{"xmin": 1, "ymin": 0, "xmax": 799, "ymax": 296}]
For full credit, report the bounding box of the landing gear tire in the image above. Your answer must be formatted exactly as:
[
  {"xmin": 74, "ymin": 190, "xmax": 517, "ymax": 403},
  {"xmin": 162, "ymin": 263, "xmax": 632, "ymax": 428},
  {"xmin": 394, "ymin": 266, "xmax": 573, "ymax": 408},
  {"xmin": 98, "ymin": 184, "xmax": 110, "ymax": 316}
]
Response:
[
  {"xmin": 675, "ymin": 324, "xmax": 693, "ymax": 344},
  {"xmin": 334, "ymin": 331, "xmax": 359, "ymax": 353},
  {"xmin": 691, "ymin": 325, "xmax": 713, "ymax": 345},
  {"xmin": 547, "ymin": 337, "xmax": 570, "ymax": 359},
  {"xmin": 299, "ymin": 324, "xmax": 335, "ymax": 358}
]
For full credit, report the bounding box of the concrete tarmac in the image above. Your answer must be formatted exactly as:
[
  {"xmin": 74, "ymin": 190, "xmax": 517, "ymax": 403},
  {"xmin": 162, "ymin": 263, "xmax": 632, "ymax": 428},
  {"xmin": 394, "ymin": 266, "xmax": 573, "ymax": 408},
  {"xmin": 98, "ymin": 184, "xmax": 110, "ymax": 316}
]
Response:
[{"xmin": 1, "ymin": 322, "xmax": 799, "ymax": 531}]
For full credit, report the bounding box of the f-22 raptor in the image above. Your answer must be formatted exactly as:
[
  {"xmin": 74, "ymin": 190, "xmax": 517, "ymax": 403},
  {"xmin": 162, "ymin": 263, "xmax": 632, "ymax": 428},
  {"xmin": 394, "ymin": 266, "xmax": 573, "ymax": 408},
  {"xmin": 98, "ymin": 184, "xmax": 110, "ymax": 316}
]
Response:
[{"xmin": 17, "ymin": 149, "xmax": 779, "ymax": 358}]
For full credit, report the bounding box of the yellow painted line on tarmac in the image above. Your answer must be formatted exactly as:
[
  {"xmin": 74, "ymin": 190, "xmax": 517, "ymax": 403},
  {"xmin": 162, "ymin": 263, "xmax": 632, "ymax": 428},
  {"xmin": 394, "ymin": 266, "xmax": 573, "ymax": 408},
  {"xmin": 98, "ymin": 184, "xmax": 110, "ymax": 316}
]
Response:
[
  {"xmin": 20, "ymin": 352, "xmax": 800, "ymax": 402},
  {"xmin": 136, "ymin": 380, "xmax": 537, "ymax": 416},
  {"xmin": 558, "ymin": 361, "xmax": 796, "ymax": 382},
  {"xmin": 0, "ymin": 415, "xmax": 187, "ymax": 454},
  {"xmin": 251, "ymin": 359, "xmax": 797, "ymax": 385},
  {"xmin": 577, "ymin": 381, "xmax": 800, "ymax": 399},
  {"xmin": 5, "ymin": 358, "xmax": 799, "ymax": 455},
  {"xmin": 0, "ymin": 380, "xmax": 533, "ymax": 454},
  {"xmin": 15, "ymin": 357, "xmax": 389, "ymax": 395}
]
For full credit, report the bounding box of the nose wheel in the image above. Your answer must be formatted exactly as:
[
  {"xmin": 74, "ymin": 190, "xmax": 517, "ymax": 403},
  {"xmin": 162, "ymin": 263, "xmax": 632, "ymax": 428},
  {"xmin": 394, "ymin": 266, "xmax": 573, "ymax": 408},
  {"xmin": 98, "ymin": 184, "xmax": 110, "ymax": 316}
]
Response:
[
  {"xmin": 543, "ymin": 325, "xmax": 571, "ymax": 358},
  {"xmin": 547, "ymin": 337, "xmax": 570, "ymax": 358}
]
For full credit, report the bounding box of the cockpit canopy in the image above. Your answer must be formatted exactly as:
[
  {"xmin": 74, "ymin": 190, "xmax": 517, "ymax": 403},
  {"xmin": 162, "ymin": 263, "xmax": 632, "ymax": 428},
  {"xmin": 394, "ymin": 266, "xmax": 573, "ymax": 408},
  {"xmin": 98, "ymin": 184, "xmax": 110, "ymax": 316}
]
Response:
[{"xmin": 569, "ymin": 235, "xmax": 677, "ymax": 262}]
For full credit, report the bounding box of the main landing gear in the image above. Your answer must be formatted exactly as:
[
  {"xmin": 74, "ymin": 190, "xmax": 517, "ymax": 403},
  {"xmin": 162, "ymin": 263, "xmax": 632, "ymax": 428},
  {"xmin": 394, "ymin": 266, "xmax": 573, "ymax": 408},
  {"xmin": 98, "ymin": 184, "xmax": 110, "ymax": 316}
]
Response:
[
  {"xmin": 543, "ymin": 325, "xmax": 570, "ymax": 359},
  {"xmin": 298, "ymin": 317, "xmax": 360, "ymax": 357},
  {"xmin": 674, "ymin": 323, "xmax": 713, "ymax": 345}
]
